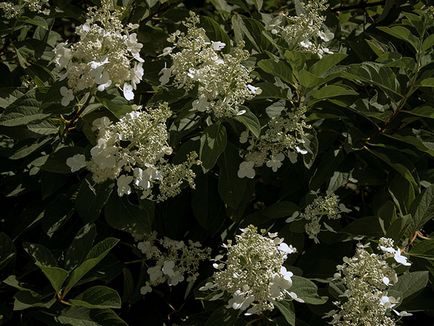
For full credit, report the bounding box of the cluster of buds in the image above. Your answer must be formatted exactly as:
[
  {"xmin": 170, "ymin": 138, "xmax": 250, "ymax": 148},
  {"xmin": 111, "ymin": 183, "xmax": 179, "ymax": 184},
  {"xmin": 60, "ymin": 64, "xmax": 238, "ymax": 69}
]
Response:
[
  {"xmin": 53, "ymin": 0, "xmax": 143, "ymax": 104},
  {"xmin": 269, "ymin": 0, "xmax": 334, "ymax": 57},
  {"xmin": 285, "ymin": 193, "xmax": 351, "ymax": 243},
  {"xmin": 327, "ymin": 238, "xmax": 412, "ymax": 325},
  {"xmin": 0, "ymin": 0, "xmax": 49, "ymax": 19},
  {"xmin": 66, "ymin": 103, "xmax": 200, "ymax": 202},
  {"xmin": 137, "ymin": 232, "xmax": 211, "ymax": 294},
  {"xmin": 199, "ymin": 225, "xmax": 300, "ymax": 315},
  {"xmin": 159, "ymin": 12, "xmax": 261, "ymax": 118},
  {"xmin": 238, "ymin": 106, "xmax": 312, "ymax": 178}
]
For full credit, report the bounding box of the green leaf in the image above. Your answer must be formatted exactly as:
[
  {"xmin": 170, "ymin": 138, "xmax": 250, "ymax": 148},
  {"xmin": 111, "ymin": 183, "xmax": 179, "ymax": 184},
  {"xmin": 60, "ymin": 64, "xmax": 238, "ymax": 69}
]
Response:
[
  {"xmin": 191, "ymin": 175, "xmax": 225, "ymax": 232},
  {"xmin": 252, "ymin": 0, "xmax": 263, "ymax": 10},
  {"xmin": 310, "ymin": 149, "xmax": 345, "ymax": 190},
  {"xmin": 121, "ymin": 268, "xmax": 134, "ymax": 303},
  {"xmin": 42, "ymin": 146, "xmax": 84, "ymax": 174},
  {"xmin": 23, "ymin": 243, "xmax": 68, "ymax": 293},
  {"xmin": 5, "ymin": 276, "xmax": 65, "ymax": 311},
  {"xmin": 302, "ymin": 130, "xmax": 318, "ymax": 169},
  {"xmin": 342, "ymin": 216, "xmax": 385, "ymax": 237},
  {"xmin": 76, "ymin": 178, "xmax": 114, "ymax": 222},
  {"xmin": 254, "ymin": 82, "xmax": 288, "ymax": 99},
  {"xmin": 258, "ymin": 59, "xmax": 293, "ymax": 84},
  {"xmin": 382, "ymin": 134, "xmax": 434, "ymax": 158},
  {"xmin": 311, "ymin": 85, "xmax": 358, "ymax": 100},
  {"xmin": 262, "ymin": 201, "xmax": 298, "ymax": 219},
  {"xmin": 311, "ymin": 53, "xmax": 348, "ymax": 76},
  {"xmin": 403, "ymin": 106, "xmax": 434, "ymax": 119},
  {"xmin": 3, "ymin": 275, "xmax": 33, "ymax": 292},
  {"xmin": 96, "ymin": 94, "xmax": 132, "ymax": 119},
  {"xmin": 19, "ymin": 16, "xmax": 49, "ymax": 29},
  {"xmin": 0, "ymin": 91, "xmax": 48, "ymax": 127},
  {"xmin": 366, "ymin": 38, "xmax": 388, "ymax": 57},
  {"xmin": 201, "ymin": 16, "xmax": 231, "ymax": 51},
  {"xmin": 57, "ymin": 307, "xmax": 127, "ymax": 326},
  {"xmin": 418, "ymin": 78, "xmax": 434, "ymax": 87},
  {"xmin": 205, "ymin": 307, "xmax": 241, "ymax": 326},
  {"xmin": 291, "ymin": 276, "xmax": 327, "ymax": 305},
  {"xmin": 388, "ymin": 175, "xmax": 415, "ymax": 215},
  {"xmin": 218, "ymin": 143, "xmax": 255, "ymax": 212},
  {"xmin": 366, "ymin": 148, "xmax": 417, "ymax": 188},
  {"xmin": 377, "ymin": 26, "xmax": 419, "ymax": 51},
  {"xmin": 64, "ymin": 224, "xmax": 97, "ymax": 270},
  {"xmin": 63, "ymin": 238, "xmax": 119, "ymax": 294},
  {"xmin": 409, "ymin": 239, "xmax": 434, "ymax": 261},
  {"xmin": 284, "ymin": 50, "xmax": 307, "ymax": 72},
  {"xmin": 0, "ymin": 232, "xmax": 15, "ymax": 269},
  {"xmin": 234, "ymin": 109, "xmax": 261, "ymax": 138},
  {"xmin": 390, "ymin": 271, "xmax": 429, "ymax": 301},
  {"xmin": 9, "ymin": 137, "xmax": 51, "ymax": 160},
  {"xmin": 298, "ymin": 69, "xmax": 322, "ymax": 89},
  {"xmin": 410, "ymin": 184, "xmax": 434, "ymax": 231},
  {"xmin": 13, "ymin": 291, "xmax": 55, "ymax": 311},
  {"xmin": 27, "ymin": 120, "xmax": 58, "ymax": 135},
  {"xmin": 104, "ymin": 194, "xmax": 153, "ymax": 235},
  {"xmin": 342, "ymin": 63, "xmax": 401, "ymax": 101},
  {"xmin": 69, "ymin": 286, "xmax": 121, "ymax": 309},
  {"xmin": 209, "ymin": 0, "xmax": 233, "ymax": 14},
  {"xmin": 231, "ymin": 15, "xmax": 275, "ymax": 52},
  {"xmin": 422, "ymin": 34, "xmax": 434, "ymax": 52},
  {"xmin": 386, "ymin": 214, "xmax": 413, "ymax": 241},
  {"xmin": 274, "ymin": 301, "xmax": 295, "ymax": 326},
  {"xmin": 200, "ymin": 123, "xmax": 227, "ymax": 171}
]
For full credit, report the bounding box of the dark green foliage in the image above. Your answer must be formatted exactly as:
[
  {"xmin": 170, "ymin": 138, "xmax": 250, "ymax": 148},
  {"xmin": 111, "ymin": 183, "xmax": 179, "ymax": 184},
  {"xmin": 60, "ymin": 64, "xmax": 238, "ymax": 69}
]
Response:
[{"xmin": 0, "ymin": 0, "xmax": 433, "ymax": 325}]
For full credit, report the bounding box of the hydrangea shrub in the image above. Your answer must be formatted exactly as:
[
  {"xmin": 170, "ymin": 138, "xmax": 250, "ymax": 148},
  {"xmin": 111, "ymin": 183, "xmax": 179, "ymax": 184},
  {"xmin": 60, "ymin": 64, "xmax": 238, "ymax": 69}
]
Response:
[{"xmin": 0, "ymin": 0, "xmax": 433, "ymax": 325}]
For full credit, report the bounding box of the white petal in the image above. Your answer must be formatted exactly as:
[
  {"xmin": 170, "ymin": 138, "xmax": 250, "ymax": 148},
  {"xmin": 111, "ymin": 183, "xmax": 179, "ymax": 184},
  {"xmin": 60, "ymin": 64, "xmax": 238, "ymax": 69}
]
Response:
[
  {"xmin": 123, "ymin": 83, "xmax": 134, "ymax": 100},
  {"xmin": 66, "ymin": 154, "xmax": 87, "ymax": 172},
  {"xmin": 394, "ymin": 249, "xmax": 411, "ymax": 266},
  {"xmin": 211, "ymin": 41, "xmax": 226, "ymax": 51},
  {"xmin": 296, "ymin": 146, "xmax": 308, "ymax": 154}
]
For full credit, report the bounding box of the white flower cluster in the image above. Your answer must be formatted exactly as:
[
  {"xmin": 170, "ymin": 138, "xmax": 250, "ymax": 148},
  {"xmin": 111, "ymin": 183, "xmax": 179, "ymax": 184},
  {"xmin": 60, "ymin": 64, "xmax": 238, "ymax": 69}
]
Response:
[
  {"xmin": 327, "ymin": 238, "xmax": 412, "ymax": 325},
  {"xmin": 269, "ymin": 0, "xmax": 333, "ymax": 57},
  {"xmin": 238, "ymin": 106, "xmax": 311, "ymax": 178},
  {"xmin": 66, "ymin": 103, "xmax": 200, "ymax": 202},
  {"xmin": 199, "ymin": 225, "xmax": 300, "ymax": 315},
  {"xmin": 53, "ymin": 0, "xmax": 143, "ymax": 104},
  {"xmin": 160, "ymin": 12, "xmax": 261, "ymax": 118},
  {"xmin": 137, "ymin": 232, "xmax": 211, "ymax": 294},
  {"xmin": 0, "ymin": 0, "xmax": 49, "ymax": 19},
  {"xmin": 286, "ymin": 193, "xmax": 350, "ymax": 243}
]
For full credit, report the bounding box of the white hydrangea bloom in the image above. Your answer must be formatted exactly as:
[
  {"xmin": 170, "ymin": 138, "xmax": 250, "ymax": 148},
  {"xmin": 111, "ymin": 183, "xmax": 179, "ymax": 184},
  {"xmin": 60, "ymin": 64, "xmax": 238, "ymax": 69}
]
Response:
[
  {"xmin": 0, "ymin": 0, "xmax": 49, "ymax": 18},
  {"xmin": 286, "ymin": 193, "xmax": 350, "ymax": 243},
  {"xmin": 239, "ymin": 106, "xmax": 311, "ymax": 176},
  {"xmin": 53, "ymin": 0, "xmax": 143, "ymax": 100},
  {"xmin": 0, "ymin": 2, "xmax": 20, "ymax": 19},
  {"xmin": 378, "ymin": 238, "xmax": 412, "ymax": 267},
  {"xmin": 237, "ymin": 160, "xmax": 256, "ymax": 179},
  {"xmin": 23, "ymin": 0, "xmax": 50, "ymax": 15},
  {"xmin": 326, "ymin": 240, "xmax": 412, "ymax": 325},
  {"xmin": 66, "ymin": 103, "xmax": 200, "ymax": 202},
  {"xmin": 60, "ymin": 86, "xmax": 74, "ymax": 106},
  {"xmin": 137, "ymin": 232, "xmax": 211, "ymax": 293},
  {"xmin": 66, "ymin": 154, "xmax": 87, "ymax": 172},
  {"xmin": 116, "ymin": 174, "xmax": 133, "ymax": 197},
  {"xmin": 161, "ymin": 12, "xmax": 261, "ymax": 118},
  {"xmin": 269, "ymin": 0, "xmax": 333, "ymax": 58},
  {"xmin": 199, "ymin": 225, "xmax": 299, "ymax": 315}
]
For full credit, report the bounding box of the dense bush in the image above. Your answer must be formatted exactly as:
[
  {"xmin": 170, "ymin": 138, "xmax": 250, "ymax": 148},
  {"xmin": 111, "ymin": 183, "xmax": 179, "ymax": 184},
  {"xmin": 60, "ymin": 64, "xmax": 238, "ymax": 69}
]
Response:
[{"xmin": 0, "ymin": 0, "xmax": 433, "ymax": 325}]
